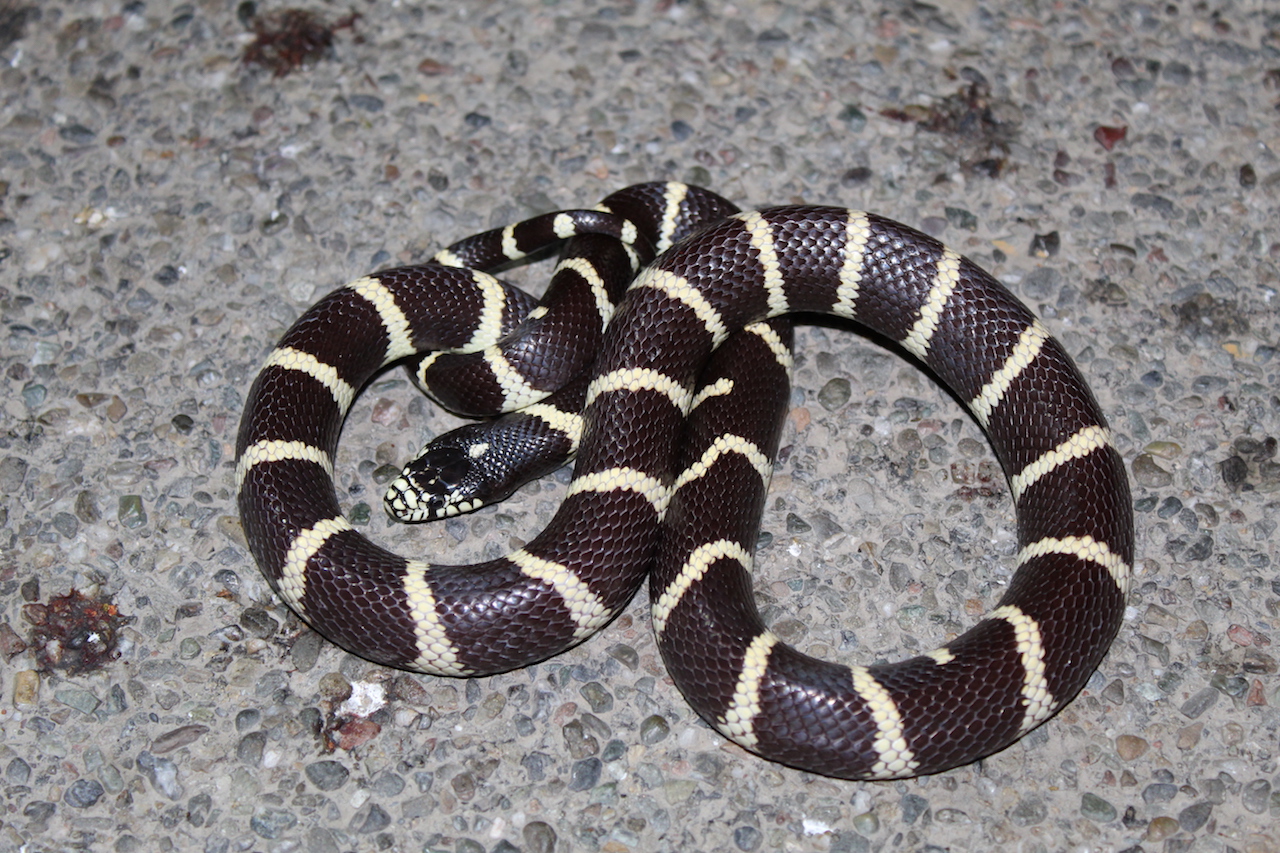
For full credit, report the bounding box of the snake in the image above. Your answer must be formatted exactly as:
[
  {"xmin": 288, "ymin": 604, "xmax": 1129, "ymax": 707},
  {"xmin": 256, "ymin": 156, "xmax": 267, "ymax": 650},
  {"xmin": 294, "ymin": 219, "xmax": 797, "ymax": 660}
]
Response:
[{"xmin": 236, "ymin": 182, "xmax": 1134, "ymax": 780}]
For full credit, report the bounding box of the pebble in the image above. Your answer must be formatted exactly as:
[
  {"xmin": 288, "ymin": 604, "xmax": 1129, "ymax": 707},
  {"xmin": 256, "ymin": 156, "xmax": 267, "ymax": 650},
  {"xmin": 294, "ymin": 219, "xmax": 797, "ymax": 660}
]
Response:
[
  {"xmin": 1178, "ymin": 802, "xmax": 1213, "ymax": 832},
  {"xmin": 1241, "ymin": 779, "xmax": 1270, "ymax": 813},
  {"xmin": 568, "ymin": 758, "xmax": 602, "ymax": 791},
  {"xmin": 818, "ymin": 378, "xmax": 851, "ymax": 410},
  {"xmin": 1115, "ymin": 734, "xmax": 1149, "ymax": 761},
  {"xmin": 117, "ymin": 495, "xmax": 147, "ymax": 528},
  {"xmin": 250, "ymin": 807, "xmax": 297, "ymax": 839},
  {"xmin": 733, "ymin": 825, "xmax": 763, "ymax": 851},
  {"xmin": 63, "ymin": 778, "xmax": 104, "ymax": 808},
  {"xmin": 1145, "ymin": 815, "xmax": 1180, "ymax": 842},
  {"xmin": 54, "ymin": 686, "xmax": 101, "ymax": 715},
  {"xmin": 13, "ymin": 671, "xmax": 40, "ymax": 706},
  {"xmin": 639, "ymin": 715, "xmax": 669, "ymax": 744},
  {"xmin": 1080, "ymin": 792, "xmax": 1117, "ymax": 822},
  {"xmin": 6, "ymin": 758, "xmax": 31, "ymax": 785},
  {"xmin": 152, "ymin": 724, "xmax": 209, "ymax": 754},
  {"xmin": 1009, "ymin": 797, "xmax": 1047, "ymax": 826},
  {"xmin": 136, "ymin": 752, "xmax": 183, "ymax": 800},
  {"xmin": 349, "ymin": 802, "xmax": 391, "ymax": 834},
  {"xmin": 523, "ymin": 821, "xmax": 557, "ymax": 853},
  {"xmin": 1180, "ymin": 688, "xmax": 1219, "ymax": 719}
]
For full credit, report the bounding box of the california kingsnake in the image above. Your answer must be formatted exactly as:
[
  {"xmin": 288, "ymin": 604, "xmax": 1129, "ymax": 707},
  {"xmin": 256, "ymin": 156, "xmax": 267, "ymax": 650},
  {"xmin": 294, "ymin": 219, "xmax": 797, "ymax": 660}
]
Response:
[{"xmin": 236, "ymin": 182, "xmax": 1133, "ymax": 779}]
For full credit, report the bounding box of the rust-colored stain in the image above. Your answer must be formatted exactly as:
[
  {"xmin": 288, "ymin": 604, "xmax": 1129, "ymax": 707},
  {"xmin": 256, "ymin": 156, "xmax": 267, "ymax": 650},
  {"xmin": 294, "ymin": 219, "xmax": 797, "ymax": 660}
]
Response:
[
  {"xmin": 242, "ymin": 7, "xmax": 361, "ymax": 78},
  {"xmin": 25, "ymin": 589, "xmax": 130, "ymax": 674}
]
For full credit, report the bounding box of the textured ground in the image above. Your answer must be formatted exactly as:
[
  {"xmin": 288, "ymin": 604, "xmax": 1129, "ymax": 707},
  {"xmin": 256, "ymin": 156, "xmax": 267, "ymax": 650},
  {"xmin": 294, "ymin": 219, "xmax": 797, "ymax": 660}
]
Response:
[{"xmin": 2, "ymin": 1, "xmax": 1279, "ymax": 851}]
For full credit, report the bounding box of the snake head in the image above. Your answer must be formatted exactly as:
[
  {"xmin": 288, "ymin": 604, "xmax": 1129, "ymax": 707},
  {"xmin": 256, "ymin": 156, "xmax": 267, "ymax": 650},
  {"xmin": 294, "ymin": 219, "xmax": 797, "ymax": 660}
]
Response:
[
  {"xmin": 384, "ymin": 429, "xmax": 494, "ymax": 522},
  {"xmin": 384, "ymin": 417, "xmax": 573, "ymax": 523}
]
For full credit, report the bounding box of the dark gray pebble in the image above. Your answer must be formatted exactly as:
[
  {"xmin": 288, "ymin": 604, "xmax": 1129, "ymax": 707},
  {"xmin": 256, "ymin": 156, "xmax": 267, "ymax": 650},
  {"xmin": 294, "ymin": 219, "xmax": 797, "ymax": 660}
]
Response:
[
  {"xmin": 901, "ymin": 793, "xmax": 928, "ymax": 824},
  {"xmin": 237, "ymin": 731, "xmax": 266, "ymax": 766},
  {"xmin": 568, "ymin": 757, "xmax": 601, "ymax": 791},
  {"xmin": 348, "ymin": 95, "xmax": 384, "ymax": 112},
  {"xmin": 1080, "ymin": 792, "xmax": 1117, "ymax": 822},
  {"xmin": 523, "ymin": 821, "xmax": 557, "ymax": 853},
  {"xmin": 1241, "ymin": 779, "xmax": 1270, "ymax": 813},
  {"xmin": 250, "ymin": 806, "xmax": 297, "ymax": 839},
  {"xmin": 305, "ymin": 760, "xmax": 350, "ymax": 791},
  {"xmin": 1180, "ymin": 687, "xmax": 1219, "ymax": 718},
  {"xmin": 1142, "ymin": 782, "xmax": 1178, "ymax": 805},
  {"xmin": 6, "ymin": 757, "xmax": 31, "ymax": 784},
  {"xmin": 1010, "ymin": 796, "xmax": 1047, "ymax": 826},
  {"xmin": 348, "ymin": 802, "xmax": 391, "ymax": 834},
  {"xmin": 136, "ymin": 751, "xmax": 182, "ymax": 800},
  {"xmin": 64, "ymin": 778, "xmax": 105, "ymax": 808},
  {"xmin": 239, "ymin": 607, "xmax": 279, "ymax": 639},
  {"xmin": 369, "ymin": 771, "xmax": 404, "ymax": 796},
  {"xmin": 579, "ymin": 681, "xmax": 613, "ymax": 713},
  {"xmin": 639, "ymin": 714, "xmax": 669, "ymax": 745},
  {"xmin": 818, "ymin": 377, "xmax": 851, "ymax": 410},
  {"xmin": 734, "ymin": 825, "xmax": 762, "ymax": 851},
  {"xmin": 1178, "ymin": 801, "xmax": 1212, "ymax": 832},
  {"xmin": 234, "ymin": 709, "xmax": 260, "ymax": 732}
]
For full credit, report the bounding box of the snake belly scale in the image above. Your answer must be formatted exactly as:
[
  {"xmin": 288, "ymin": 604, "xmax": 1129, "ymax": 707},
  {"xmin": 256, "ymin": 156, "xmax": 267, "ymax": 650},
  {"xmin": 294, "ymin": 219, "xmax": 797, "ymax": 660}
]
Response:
[{"xmin": 236, "ymin": 184, "xmax": 1134, "ymax": 780}]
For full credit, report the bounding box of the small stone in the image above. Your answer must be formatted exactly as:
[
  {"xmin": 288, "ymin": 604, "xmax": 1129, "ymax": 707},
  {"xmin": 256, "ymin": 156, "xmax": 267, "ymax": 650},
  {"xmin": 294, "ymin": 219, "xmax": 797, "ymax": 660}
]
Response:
[
  {"xmin": 334, "ymin": 718, "xmax": 380, "ymax": 750},
  {"xmin": 235, "ymin": 709, "xmax": 260, "ymax": 732},
  {"xmin": 1241, "ymin": 779, "xmax": 1270, "ymax": 813},
  {"xmin": 1080, "ymin": 792, "xmax": 1117, "ymax": 822},
  {"xmin": 318, "ymin": 672, "xmax": 352, "ymax": 701},
  {"xmin": 1010, "ymin": 796, "xmax": 1047, "ymax": 826},
  {"xmin": 152, "ymin": 724, "xmax": 208, "ymax": 754},
  {"xmin": 237, "ymin": 731, "xmax": 266, "ymax": 766},
  {"xmin": 523, "ymin": 821, "xmax": 557, "ymax": 853},
  {"xmin": 733, "ymin": 825, "xmax": 762, "ymax": 851},
  {"xmin": 837, "ymin": 104, "xmax": 867, "ymax": 131},
  {"xmin": 250, "ymin": 807, "xmax": 297, "ymax": 839},
  {"xmin": 568, "ymin": 757, "xmax": 602, "ymax": 791},
  {"xmin": 117, "ymin": 495, "xmax": 147, "ymax": 528},
  {"xmin": 6, "ymin": 757, "xmax": 31, "ymax": 784},
  {"xmin": 639, "ymin": 714, "xmax": 669, "ymax": 744},
  {"xmin": 1145, "ymin": 815, "xmax": 1179, "ymax": 842},
  {"xmin": 136, "ymin": 751, "xmax": 183, "ymax": 800},
  {"xmin": 305, "ymin": 760, "xmax": 350, "ymax": 791},
  {"xmin": 579, "ymin": 681, "xmax": 613, "ymax": 713},
  {"xmin": 0, "ymin": 622, "xmax": 27, "ymax": 659},
  {"xmin": 0, "ymin": 456, "xmax": 29, "ymax": 491},
  {"xmin": 606, "ymin": 643, "xmax": 639, "ymax": 670},
  {"xmin": 1180, "ymin": 687, "xmax": 1218, "ymax": 718},
  {"xmin": 64, "ymin": 778, "xmax": 105, "ymax": 808},
  {"xmin": 817, "ymin": 378, "xmax": 851, "ymax": 410},
  {"xmin": 1115, "ymin": 734, "xmax": 1149, "ymax": 761},
  {"xmin": 52, "ymin": 512, "xmax": 79, "ymax": 538},
  {"xmin": 1178, "ymin": 801, "xmax": 1212, "ymax": 832},
  {"xmin": 54, "ymin": 686, "xmax": 101, "ymax": 715},
  {"xmin": 851, "ymin": 811, "xmax": 879, "ymax": 836},
  {"xmin": 348, "ymin": 802, "xmax": 391, "ymax": 834},
  {"xmin": 563, "ymin": 719, "xmax": 599, "ymax": 758},
  {"xmin": 291, "ymin": 630, "xmax": 324, "ymax": 671},
  {"xmin": 1142, "ymin": 782, "xmax": 1178, "ymax": 804},
  {"xmin": 1131, "ymin": 454, "xmax": 1173, "ymax": 487},
  {"xmin": 239, "ymin": 607, "xmax": 279, "ymax": 639}
]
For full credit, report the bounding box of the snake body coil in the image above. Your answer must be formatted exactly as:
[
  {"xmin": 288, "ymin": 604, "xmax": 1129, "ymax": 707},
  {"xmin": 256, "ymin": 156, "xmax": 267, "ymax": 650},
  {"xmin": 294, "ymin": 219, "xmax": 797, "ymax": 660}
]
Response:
[{"xmin": 236, "ymin": 183, "xmax": 1133, "ymax": 779}]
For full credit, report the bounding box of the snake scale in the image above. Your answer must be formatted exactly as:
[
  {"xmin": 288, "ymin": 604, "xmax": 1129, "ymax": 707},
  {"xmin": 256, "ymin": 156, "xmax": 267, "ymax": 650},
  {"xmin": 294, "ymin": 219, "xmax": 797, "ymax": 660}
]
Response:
[{"xmin": 236, "ymin": 182, "xmax": 1133, "ymax": 779}]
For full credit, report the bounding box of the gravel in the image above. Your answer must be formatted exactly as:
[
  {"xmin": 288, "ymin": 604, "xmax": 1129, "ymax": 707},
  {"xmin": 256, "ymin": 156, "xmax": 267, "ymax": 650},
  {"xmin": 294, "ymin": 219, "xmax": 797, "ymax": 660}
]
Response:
[{"xmin": 2, "ymin": 0, "xmax": 1278, "ymax": 850}]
